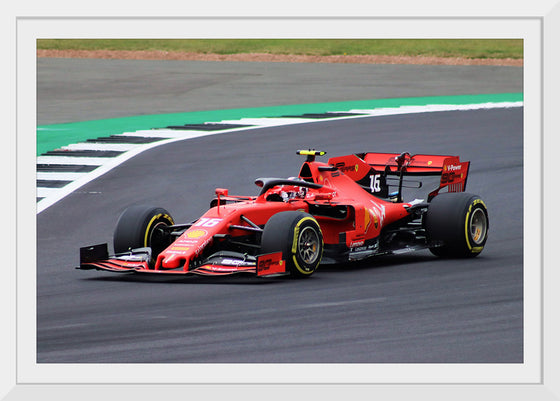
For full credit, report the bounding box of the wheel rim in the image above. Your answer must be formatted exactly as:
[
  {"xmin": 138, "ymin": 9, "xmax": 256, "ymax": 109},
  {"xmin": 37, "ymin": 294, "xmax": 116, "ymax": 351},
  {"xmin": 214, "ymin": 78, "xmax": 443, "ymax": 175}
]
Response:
[
  {"xmin": 469, "ymin": 208, "xmax": 487, "ymax": 245},
  {"xmin": 149, "ymin": 221, "xmax": 170, "ymax": 255},
  {"xmin": 298, "ymin": 226, "xmax": 320, "ymax": 264}
]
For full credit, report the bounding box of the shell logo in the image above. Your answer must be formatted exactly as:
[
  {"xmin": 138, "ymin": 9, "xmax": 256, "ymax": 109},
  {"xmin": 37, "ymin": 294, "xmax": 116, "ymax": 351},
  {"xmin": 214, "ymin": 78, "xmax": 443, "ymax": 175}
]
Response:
[
  {"xmin": 186, "ymin": 229, "xmax": 207, "ymax": 239},
  {"xmin": 364, "ymin": 208, "xmax": 380, "ymax": 231},
  {"xmin": 364, "ymin": 209, "xmax": 371, "ymax": 231},
  {"xmin": 364, "ymin": 208, "xmax": 379, "ymax": 230}
]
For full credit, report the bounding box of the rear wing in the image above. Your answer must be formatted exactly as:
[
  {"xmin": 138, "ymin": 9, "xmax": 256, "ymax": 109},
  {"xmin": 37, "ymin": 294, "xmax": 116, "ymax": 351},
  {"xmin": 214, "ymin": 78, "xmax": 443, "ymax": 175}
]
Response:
[
  {"xmin": 360, "ymin": 152, "xmax": 461, "ymax": 175},
  {"xmin": 328, "ymin": 152, "xmax": 470, "ymax": 201}
]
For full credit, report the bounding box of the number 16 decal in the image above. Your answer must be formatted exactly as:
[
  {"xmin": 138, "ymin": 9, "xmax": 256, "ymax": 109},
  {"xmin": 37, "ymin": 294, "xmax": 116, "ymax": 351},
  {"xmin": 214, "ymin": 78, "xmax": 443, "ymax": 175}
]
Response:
[
  {"xmin": 194, "ymin": 217, "xmax": 222, "ymax": 227},
  {"xmin": 370, "ymin": 174, "xmax": 381, "ymax": 193}
]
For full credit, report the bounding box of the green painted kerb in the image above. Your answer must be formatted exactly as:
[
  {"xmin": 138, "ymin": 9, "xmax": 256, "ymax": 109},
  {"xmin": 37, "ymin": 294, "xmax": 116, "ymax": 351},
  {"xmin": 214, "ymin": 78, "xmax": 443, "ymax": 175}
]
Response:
[{"xmin": 36, "ymin": 93, "xmax": 523, "ymax": 156}]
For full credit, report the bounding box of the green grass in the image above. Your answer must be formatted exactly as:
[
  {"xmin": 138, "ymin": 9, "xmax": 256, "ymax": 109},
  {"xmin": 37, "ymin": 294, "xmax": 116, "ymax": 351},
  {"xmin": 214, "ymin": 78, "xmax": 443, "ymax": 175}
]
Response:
[{"xmin": 37, "ymin": 39, "xmax": 523, "ymax": 60}]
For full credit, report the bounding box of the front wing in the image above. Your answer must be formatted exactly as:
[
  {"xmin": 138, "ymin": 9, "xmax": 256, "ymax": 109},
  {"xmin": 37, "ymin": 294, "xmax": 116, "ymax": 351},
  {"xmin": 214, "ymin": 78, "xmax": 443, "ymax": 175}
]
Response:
[{"xmin": 77, "ymin": 244, "xmax": 287, "ymax": 277}]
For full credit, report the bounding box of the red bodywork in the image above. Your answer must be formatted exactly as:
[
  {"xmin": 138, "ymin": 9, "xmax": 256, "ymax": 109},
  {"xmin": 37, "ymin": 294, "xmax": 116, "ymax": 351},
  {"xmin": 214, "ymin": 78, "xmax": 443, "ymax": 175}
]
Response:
[{"xmin": 79, "ymin": 151, "xmax": 470, "ymax": 277}]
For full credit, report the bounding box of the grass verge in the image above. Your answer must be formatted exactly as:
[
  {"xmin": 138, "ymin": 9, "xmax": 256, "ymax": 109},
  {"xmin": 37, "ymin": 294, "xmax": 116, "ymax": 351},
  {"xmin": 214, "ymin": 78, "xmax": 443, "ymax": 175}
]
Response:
[{"xmin": 37, "ymin": 39, "xmax": 523, "ymax": 60}]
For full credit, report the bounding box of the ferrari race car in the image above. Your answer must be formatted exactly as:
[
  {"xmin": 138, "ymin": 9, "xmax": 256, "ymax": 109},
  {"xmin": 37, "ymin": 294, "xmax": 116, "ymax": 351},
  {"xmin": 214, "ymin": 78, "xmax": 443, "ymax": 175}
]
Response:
[{"xmin": 78, "ymin": 150, "xmax": 489, "ymax": 278}]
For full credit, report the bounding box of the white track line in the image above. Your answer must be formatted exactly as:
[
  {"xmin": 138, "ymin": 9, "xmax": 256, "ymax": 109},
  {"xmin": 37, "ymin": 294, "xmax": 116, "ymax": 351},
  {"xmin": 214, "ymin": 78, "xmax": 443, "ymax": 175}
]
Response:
[
  {"xmin": 117, "ymin": 129, "xmax": 204, "ymax": 138},
  {"xmin": 219, "ymin": 118, "xmax": 317, "ymax": 126},
  {"xmin": 37, "ymin": 172, "xmax": 88, "ymax": 181},
  {"xmin": 60, "ymin": 142, "xmax": 141, "ymax": 152},
  {"xmin": 37, "ymin": 187, "xmax": 67, "ymax": 199},
  {"xmin": 346, "ymin": 101, "xmax": 523, "ymax": 116},
  {"xmin": 36, "ymin": 102, "xmax": 523, "ymax": 214},
  {"xmin": 37, "ymin": 156, "xmax": 108, "ymax": 166}
]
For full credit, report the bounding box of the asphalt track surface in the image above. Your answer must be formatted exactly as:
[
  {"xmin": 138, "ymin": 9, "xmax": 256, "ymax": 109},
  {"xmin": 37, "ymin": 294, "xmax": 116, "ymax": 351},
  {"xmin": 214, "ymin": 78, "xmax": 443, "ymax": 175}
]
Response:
[
  {"xmin": 36, "ymin": 58, "xmax": 523, "ymax": 363},
  {"xmin": 37, "ymin": 58, "xmax": 522, "ymax": 125}
]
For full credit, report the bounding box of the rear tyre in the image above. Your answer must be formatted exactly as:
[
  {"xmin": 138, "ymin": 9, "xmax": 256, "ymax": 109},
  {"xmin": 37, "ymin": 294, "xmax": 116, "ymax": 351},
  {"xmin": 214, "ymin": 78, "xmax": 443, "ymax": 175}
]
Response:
[
  {"xmin": 261, "ymin": 211, "xmax": 323, "ymax": 278},
  {"xmin": 113, "ymin": 205, "xmax": 175, "ymax": 260},
  {"xmin": 425, "ymin": 193, "xmax": 489, "ymax": 258}
]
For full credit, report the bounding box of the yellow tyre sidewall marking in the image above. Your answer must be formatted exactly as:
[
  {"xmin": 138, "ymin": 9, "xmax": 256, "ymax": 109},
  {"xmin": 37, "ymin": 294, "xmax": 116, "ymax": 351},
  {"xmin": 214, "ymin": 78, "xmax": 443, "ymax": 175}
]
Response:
[
  {"xmin": 144, "ymin": 213, "xmax": 174, "ymax": 247},
  {"xmin": 464, "ymin": 199, "xmax": 486, "ymax": 253},
  {"xmin": 291, "ymin": 216, "xmax": 323, "ymax": 275}
]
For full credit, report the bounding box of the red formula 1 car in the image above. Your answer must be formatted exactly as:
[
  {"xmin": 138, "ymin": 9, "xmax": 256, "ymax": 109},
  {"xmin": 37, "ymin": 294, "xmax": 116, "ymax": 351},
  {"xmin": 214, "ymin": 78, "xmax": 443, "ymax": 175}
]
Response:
[{"xmin": 78, "ymin": 150, "xmax": 489, "ymax": 278}]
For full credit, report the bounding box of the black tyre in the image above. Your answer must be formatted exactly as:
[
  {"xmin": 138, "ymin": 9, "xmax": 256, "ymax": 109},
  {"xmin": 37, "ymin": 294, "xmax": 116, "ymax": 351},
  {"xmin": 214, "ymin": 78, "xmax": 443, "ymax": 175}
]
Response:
[
  {"xmin": 425, "ymin": 192, "xmax": 489, "ymax": 258},
  {"xmin": 261, "ymin": 211, "xmax": 323, "ymax": 278},
  {"xmin": 113, "ymin": 205, "xmax": 175, "ymax": 259}
]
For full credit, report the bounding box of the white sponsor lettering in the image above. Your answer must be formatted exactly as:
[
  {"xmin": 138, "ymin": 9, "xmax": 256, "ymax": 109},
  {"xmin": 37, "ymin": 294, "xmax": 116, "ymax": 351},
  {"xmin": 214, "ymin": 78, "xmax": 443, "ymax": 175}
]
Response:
[{"xmin": 221, "ymin": 258, "xmax": 244, "ymax": 266}]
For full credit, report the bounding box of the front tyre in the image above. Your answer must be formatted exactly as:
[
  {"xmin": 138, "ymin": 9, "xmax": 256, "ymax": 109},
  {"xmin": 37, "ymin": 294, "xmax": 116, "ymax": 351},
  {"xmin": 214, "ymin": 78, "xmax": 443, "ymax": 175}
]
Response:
[
  {"xmin": 113, "ymin": 205, "xmax": 175, "ymax": 260},
  {"xmin": 261, "ymin": 211, "xmax": 323, "ymax": 278},
  {"xmin": 425, "ymin": 193, "xmax": 489, "ymax": 258}
]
